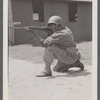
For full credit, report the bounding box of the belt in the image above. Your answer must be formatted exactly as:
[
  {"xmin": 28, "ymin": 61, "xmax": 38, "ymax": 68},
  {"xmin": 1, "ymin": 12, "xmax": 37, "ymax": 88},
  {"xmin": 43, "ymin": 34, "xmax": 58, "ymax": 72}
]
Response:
[{"xmin": 53, "ymin": 44, "xmax": 76, "ymax": 50}]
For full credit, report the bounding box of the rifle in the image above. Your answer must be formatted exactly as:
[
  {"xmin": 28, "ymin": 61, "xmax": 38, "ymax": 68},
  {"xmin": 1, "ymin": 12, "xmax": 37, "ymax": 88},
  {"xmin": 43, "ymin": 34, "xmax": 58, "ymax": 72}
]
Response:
[
  {"xmin": 14, "ymin": 26, "xmax": 52, "ymax": 46},
  {"xmin": 14, "ymin": 26, "xmax": 52, "ymax": 36}
]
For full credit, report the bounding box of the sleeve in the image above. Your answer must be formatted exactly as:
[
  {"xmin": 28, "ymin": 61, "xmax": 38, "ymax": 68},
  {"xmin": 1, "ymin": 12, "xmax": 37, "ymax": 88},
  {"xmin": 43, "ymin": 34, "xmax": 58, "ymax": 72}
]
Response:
[{"xmin": 43, "ymin": 33, "xmax": 67, "ymax": 46}]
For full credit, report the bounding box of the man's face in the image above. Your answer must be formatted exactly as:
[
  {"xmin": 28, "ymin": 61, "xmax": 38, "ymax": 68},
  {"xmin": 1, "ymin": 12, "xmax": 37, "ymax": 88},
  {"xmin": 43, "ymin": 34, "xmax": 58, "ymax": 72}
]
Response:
[{"xmin": 48, "ymin": 23, "xmax": 58, "ymax": 33}]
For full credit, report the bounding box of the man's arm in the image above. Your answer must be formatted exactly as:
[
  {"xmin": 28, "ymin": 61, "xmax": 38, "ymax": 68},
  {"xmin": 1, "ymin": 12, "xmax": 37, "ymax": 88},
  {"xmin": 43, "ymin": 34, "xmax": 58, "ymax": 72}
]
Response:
[{"xmin": 25, "ymin": 26, "xmax": 52, "ymax": 36}]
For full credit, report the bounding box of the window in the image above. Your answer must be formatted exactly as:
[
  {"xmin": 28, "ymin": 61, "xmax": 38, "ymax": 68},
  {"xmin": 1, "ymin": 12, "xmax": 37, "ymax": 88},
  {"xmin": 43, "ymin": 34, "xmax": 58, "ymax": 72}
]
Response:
[
  {"xmin": 68, "ymin": 2, "xmax": 78, "ymax": 22},
  {"xmin": 32, "ymin": 0, "xmax": 44, "ymax": 21}
]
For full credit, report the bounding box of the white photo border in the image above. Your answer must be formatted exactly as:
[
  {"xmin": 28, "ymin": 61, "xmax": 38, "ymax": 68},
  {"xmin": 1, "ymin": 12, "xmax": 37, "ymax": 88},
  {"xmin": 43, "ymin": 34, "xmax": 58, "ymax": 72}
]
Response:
[{"xmin": 3, "ymin": 0, "xmax": 98, "ymax": 100}]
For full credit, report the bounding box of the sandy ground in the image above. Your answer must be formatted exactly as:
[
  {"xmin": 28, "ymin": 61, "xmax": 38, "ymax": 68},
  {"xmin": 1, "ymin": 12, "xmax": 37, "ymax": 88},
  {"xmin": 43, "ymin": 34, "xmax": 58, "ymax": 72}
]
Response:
[{"xmin": 8, "ymin": 42, "xmax": 92, "ymax": 100}]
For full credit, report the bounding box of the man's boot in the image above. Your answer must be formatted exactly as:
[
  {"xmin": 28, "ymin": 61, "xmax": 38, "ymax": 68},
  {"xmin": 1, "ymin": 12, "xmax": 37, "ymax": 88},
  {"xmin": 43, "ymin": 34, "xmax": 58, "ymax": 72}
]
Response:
[
  {"xmin": 69, "ymin": 59, "xmax": 84, "ymax": 70},
  {"xmin": 53, "ymin": 59, "xmax": 84, "ymax": 73},
  {"xmin": 36, "ymin": 61, "xmax": 52, "ymax": 77}
]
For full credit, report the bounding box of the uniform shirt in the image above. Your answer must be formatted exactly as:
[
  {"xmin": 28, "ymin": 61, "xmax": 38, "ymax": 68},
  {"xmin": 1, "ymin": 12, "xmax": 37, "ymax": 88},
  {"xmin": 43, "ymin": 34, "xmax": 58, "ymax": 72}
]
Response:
[{"xmin": 43, "ymin": 26, "xmax": 76, "ymax": 50}]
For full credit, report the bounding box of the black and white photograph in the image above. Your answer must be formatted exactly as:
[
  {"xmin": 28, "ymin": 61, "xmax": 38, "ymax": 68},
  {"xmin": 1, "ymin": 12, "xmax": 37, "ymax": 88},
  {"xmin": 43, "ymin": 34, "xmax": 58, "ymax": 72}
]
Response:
[{"xmin": 3, "ymin": 0, "xmax": 97, "ymax": 100}]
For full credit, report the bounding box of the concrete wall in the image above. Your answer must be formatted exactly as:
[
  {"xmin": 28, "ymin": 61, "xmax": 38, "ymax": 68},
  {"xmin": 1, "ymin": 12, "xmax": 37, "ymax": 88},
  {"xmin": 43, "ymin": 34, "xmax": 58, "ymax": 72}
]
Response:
[
  {"xmin": 68, "ymin": 2, "xmax": 92, "ymax": 41},
  {"xmin": 44, "ymin": 1, "xmax": 92, "ymax": 42},
  {"xmin": 44, "ymin": 1, "xmax": 69, "ymax": 24},
  {"xmin": 11, "ymin": 0, "xmax": 33, "ymax": 44},
  {"xmin": 11, "ymin": 0, "xmax": 49, "ymax": 44},
  {"xmin": 11, "ymin": 0, "xmax": 92, "ymax": 44}
]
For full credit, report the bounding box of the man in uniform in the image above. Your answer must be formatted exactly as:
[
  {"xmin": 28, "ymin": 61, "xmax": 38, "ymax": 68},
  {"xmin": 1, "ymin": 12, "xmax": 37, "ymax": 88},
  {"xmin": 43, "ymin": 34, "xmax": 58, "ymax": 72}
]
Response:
[{"xmin": 25, "ymin": 15, "xmax": 84, "ymax": 77}]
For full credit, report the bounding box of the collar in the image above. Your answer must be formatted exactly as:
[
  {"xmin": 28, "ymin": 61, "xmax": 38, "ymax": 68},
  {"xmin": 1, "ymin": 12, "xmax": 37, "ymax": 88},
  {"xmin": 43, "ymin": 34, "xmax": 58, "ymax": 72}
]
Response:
[{"xmin": 56, "ymin": 25, "xmax": 66, "ymax": 32}]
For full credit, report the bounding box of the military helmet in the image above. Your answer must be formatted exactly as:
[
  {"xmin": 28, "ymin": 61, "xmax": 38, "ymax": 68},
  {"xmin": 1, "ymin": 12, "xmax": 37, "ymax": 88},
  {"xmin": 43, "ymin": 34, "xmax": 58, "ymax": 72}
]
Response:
[{"xmin": 47, "ymin": 16, "xmax": 63, "ymax": 26}]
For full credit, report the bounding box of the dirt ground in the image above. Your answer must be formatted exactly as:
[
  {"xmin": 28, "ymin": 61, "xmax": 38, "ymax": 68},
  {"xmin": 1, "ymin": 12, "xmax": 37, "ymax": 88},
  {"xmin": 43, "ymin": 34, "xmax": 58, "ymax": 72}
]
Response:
[{"xmin": 8, "ymin": 41, "xmax": 92, "ymax": 100}]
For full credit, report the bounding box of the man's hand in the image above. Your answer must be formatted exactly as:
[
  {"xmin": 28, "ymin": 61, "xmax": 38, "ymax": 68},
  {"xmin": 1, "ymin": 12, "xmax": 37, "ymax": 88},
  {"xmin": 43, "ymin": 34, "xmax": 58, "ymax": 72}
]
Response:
[{"xmin": 24, "ymin": 27, "xmax": 32, "ymax": 32}]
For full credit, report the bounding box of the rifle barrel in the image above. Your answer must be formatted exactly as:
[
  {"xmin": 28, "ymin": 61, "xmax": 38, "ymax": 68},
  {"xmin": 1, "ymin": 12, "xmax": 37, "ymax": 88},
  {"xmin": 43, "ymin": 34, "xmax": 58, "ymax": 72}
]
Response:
[
  {"xmin": 14, "ymin": 26, "xmax": 39, "ymax": 29},
  {"xmin": 13, "ymin": 26, "xmax": 52, "ymax": 33},
  {"xmin": 14, "ymin": 27, "xmax": 25, "ymax": 29}
]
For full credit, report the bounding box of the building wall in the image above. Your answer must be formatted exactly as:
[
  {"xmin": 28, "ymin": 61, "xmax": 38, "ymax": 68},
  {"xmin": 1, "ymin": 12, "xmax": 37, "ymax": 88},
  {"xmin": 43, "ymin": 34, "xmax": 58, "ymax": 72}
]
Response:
[
  {"xmin": 68, "ymin": 2, "xmax": 92, "ymax": 41},
  {"xmin": 12, "ymin": 0, "xmax": 33, "ymax": 44},
  {"xmin": 44, "ymin": 1, "xmax": 69, "ymax": 24},
  {"xmin": 11, "ymin": 0, "xmax": 51, "ymax": 44},
  {"xmin": 44, "ymin": 1, "xmax": 92, "ymax": 42},
  {"xmin": 11, "ymin": 0, "xmax": 92, "ymax": 44},
  {"xmin": 78, "ymin": 2, "xmax": 92, "ymax": 41},
  {"xmin": 8, "ymin": 0, "xmax": 15, "ymax": 45}
]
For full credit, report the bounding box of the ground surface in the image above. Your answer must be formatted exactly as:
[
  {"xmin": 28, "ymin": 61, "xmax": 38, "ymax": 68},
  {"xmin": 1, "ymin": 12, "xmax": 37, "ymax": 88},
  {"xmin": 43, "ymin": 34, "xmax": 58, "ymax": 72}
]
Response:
[{"xmin": 9, "ymin": 41, "xmax": 92, "ymax": 100}]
